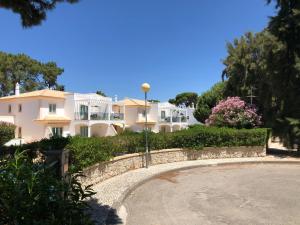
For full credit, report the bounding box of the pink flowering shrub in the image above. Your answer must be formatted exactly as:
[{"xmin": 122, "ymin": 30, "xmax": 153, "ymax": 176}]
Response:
[{"xmin": 205, "ymin": 97, "xmax": 262, "ymax": 128}]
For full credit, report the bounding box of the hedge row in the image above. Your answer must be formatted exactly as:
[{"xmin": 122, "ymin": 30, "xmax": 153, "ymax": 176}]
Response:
[
  {"xmin": 0, "ymin": 122, "xmax": 16, "ymax": 146},
  {"xmin": 1, "ymin": 126, "xmax": 268, "ymax": 171}
]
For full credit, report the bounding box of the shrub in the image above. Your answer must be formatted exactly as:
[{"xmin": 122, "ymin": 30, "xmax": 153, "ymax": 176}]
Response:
[
  {"xmin": 2, "ymin": 126, "xmax": 268, "ymax": 171},
  {"xmin": 0, "ymin": 122, "xmax": 16, "ymax": 146},
  {"xmin": 0, "ymin": 150, "xmax": 95, "ymax": 225},
  {"xmin": 206, "ymin": 97, "xmax": 262, "ymax": 128}
]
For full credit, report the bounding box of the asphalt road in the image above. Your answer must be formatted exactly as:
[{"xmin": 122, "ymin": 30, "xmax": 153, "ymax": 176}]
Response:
[{"xmin": 122, "ymin": 163, "xmax": 300, "ymax": 225}]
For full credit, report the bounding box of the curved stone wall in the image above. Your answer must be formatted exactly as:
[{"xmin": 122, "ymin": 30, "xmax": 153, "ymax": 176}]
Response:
[{"xmin": 81, "ymin": 146, "xmax": 265, "ymax": 186}]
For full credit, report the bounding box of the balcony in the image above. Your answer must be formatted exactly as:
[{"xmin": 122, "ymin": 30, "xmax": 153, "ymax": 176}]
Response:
[
  {"xmin": 75, "ymin": 111, "xmax": 124, "ymax": 121},
  {"xmin": 159, "ymin": 116, "xmax": 187, "ymax": 123},
  {"xmin": 90, "ymin": 112, "xmax": 109, "ymax": 120},
  {"xmin": 111, "ymin": 113, "xmax": 124, "ymax": 120}
]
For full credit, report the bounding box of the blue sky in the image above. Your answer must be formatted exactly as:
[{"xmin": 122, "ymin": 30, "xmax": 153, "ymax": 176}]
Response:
[{"xmin": 0, "ymin": 0, "xmax": 275, "ymax": 101}]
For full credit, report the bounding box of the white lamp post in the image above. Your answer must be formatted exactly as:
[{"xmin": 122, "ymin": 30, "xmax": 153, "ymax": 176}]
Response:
[{"xmin": 141, "ymin": 82, "xmax": 150, "ymax": 168}]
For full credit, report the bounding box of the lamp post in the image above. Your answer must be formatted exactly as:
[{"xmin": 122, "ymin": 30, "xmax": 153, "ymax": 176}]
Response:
[{"xmin": 141, "ymin": 82, "xmax": 150, "ymax": 168}]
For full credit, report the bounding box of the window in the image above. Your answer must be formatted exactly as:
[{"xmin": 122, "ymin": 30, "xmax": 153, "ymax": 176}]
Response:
[
  {"xmin": 80, "ymin": 126, "xmax": 89, "ymax": 137},
  {"xmin": 18, "ymin": 104, "xmax": 22, "ymax": 112},
  {"xmin": 161, "ymin": 111, "xmax": 166, "ymax": 119},
  {"xmin": 52, "ymin": 127, "xmax": 63, "ymax": 137},
  {"xmin": 49, "ymin": 104, "xmax": 57, "ymax": 114},
  {"xmin": 8, "ymin": 104, "xmax": 12, "ymax": 113},
  {"xmin": 18, "ymin": 127, "xmax": 22, "ymax": 138},
  {"xmin": 80, "ymin": 105, "xmax": 88, "ymax": 120}
]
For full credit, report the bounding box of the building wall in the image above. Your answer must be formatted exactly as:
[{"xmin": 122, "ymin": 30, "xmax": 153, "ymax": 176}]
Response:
[{"xmin": 0, "ymin": 99, "xmax": 45, "ymax": 142}]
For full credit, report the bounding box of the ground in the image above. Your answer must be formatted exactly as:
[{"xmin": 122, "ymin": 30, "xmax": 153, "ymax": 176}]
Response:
[{"xmin": 122, "ymin": 163, "xmax": 300, "ymax": 225}]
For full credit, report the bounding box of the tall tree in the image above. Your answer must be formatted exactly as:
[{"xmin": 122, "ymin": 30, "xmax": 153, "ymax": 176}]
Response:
[
  {"xmin": 168, "ymin": 92, "xmax": 198, "ymax": 107},
  {"xmin": 222, "ymin": 30, "xmax": 300, "ymax": 148},
  {"xmin": 0, "ymin": 0, "xmax": 79, "ymax": 27},
  {"xmin": 194, "ymin": 82, "xmax": 226, "ymax": 123},
  {"xmin": 0, "ymin": 51, "xmax": 64, "ymax": 96}
]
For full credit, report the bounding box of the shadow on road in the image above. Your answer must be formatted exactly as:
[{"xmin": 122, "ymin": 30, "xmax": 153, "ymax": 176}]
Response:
[
  {"xmin": 88, "ymin": 198, "xmax": 123, "ymax": 225},
  {"xmin": 267, "ymin": 148, "xmax": 300, "ymax": 158}
]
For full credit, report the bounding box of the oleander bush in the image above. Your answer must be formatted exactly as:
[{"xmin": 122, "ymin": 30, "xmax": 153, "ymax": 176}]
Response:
[
  {"xmin": 0, "ymin": 150, "xmax": 95, "ymax": 225},
  {"xmin": 206, "ymin": 97, "xmax": 262, "ymax": 128},
  {"xmin": 1, "ymin": 126, "xmax": 268, "ymax": 171},
  {"xmin": 0, "ymin": 122, "xmax": 16, "ymax": 146}
]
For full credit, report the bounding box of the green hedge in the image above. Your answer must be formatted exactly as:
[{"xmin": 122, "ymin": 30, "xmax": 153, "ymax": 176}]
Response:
[
  {"xmin": 0, "ymin": 122, "xmax": 16, "ymax": 146},
  {"xmin": 1, "ymin": 126, "xmax": 268, "ymax": 171}
]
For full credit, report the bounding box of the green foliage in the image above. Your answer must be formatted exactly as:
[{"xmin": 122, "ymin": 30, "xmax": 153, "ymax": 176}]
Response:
[
  {"xmin": 0, "ymin": 0, "xmax": 79, "ymax": 28},
  {"xmin": 168, "ymin": 92, "xmax": 198, "ymax": 107},
  {"xmin": 0, "ymin": 150, "xmax": 95, "ymax": 225},
  {"xmin": 6, "ymin": 127, "xmax": 268, "ymax": 171},
  {"xmin": 0, "ymin": 51, "xmax": 64, "ymax": 96},
  {"xmin": 0, "ymin": 122, "xmax": 16, "ymax": 146},
  {"xmin": 96, "ymin": 90, "xmax": 107, "ymax": 97},
  {"xmin": 194, "ymin": 82, "xmax": 226, "ymax": 123},
  {"xmin": 222, "ymin": 30, "xmax": 300, "ymax": 148}
]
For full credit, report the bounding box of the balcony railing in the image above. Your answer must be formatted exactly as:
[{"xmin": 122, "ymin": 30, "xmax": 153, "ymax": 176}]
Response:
[
  {"xmin": 90, "ymin": 112, "xmax": 109, "ymax": 120},
  {"xmin": 111, "ymin": 113, "xmax": 124, "ymax": 120},
  {"xmin": 159, "ymin": 116, "xmax": 187, "ymax": 123},
  {"xmin": 75, "ymin": 112, "xmax": 124, "ymax": 121}
]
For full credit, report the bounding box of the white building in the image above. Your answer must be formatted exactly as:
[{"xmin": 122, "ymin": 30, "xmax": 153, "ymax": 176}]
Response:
[
  {"xmin": 115, "ymin": 99, "xmax": 199, "ymax": 133},
  {"xmin": 0, "ymin": 89, "xmax": 125, "ymax": 143},
  {"xmin": 0, "ymin": 88, "xmax": 200, "ymax": 143}
]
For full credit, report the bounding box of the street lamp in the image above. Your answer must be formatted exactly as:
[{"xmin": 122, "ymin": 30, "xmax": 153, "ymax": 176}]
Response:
[{"xmin": 141, "ymin": 82, "xmax": 150, "ymax": 168}]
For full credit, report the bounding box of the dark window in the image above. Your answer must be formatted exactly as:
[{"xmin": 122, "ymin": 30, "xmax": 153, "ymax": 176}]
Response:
[
  {"xmin": 49, "ymin": 104, "xmax": 57, "ymax": 114},
  {"xmin": 52, "ymin": 127, "xmax": 63, "ymax": 137},
  {"xmin": 18, "ymin": 104, "xmax": 22, "ymax": 112},
  {"xmin": 8, "ymin": 105, "xmax": 12, "ymax": 113}
]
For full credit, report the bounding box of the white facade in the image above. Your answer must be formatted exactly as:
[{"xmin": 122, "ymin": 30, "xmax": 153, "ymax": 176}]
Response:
[
  {"xmin": 116, "ymin": 99, "xmax": 200, "ymax": 133},
  {"xmin": 0, "ymin": 90, "xmax": 200, "ymax": 144},
  {"xmin": 0, "ymin": 90, "xmax": 125, "ymax": 143}
]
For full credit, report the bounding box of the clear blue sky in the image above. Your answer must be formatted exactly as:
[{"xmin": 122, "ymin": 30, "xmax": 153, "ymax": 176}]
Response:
[{"xmin": 0, "ymin": 0, "xmax": 275, "ymax": 101}]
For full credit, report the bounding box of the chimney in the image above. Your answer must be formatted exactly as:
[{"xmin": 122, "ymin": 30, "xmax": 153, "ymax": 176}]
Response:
[
  {"xmin": 15, "ymin": 82, "xmax": 20, "ymax": 96},
  {"xmin": 114, "ymin": 95, "xmax": 118, "ymax": 102}
]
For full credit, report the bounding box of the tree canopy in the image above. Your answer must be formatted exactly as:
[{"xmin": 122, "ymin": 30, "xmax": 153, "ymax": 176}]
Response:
[
  {"xmin": 0, "ymin": 0, "xmax": 79, "ymax": 27},
  {"xmin": 222, "ymin": 0, "xmax": 300, "ymax": 148},
  {"xmin": 168, "ymin": 92, "xmax": 198, "ymax": 107},
  {"xmin": 0, "ymin": 51, "xmax": 64, "ymax": 96},
  {"xmin": 194, "ymin": 82, "xmax": 226, "ymax": 123},
  {"xmin": 96, "ymin": 90, "xmax": 107, "ymax": 97}
]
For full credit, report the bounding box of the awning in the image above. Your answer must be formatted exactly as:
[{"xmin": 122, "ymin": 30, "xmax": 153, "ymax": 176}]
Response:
[{"xmin": 34, "ymin": 115, "xmax": 71, "ymax": 125}]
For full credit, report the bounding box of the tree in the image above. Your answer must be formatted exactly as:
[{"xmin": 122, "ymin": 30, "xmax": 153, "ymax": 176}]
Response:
[
  {"xmin": 194, "ymin": 82, "xmax": 226, "ymax": 123},
  {"xmin": 0, "ymin": 0, "xmax": 79, "ymax": 28},
  {"xmin": 206, "ymin": 97, "xmax": 262, "ymax": 128},
  {"xmin": 96, "ymin": 90, "xmax": 107, "ymax": 97},
  {"xmin": 0, "ymin": 51, "xmax": 64, "ymax": 96},
  {"xmin": 168, "ymin": 92, "xmax": 198, "ymax": 107},
  {"xmin": 222, "ymin": 30, "xmax": 300, "ymax": 148}
]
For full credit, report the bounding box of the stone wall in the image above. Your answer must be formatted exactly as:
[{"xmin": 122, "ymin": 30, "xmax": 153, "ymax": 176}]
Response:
[{"xmin": 81, "ymin": 146, "xmax": 266, "ymax": 186}]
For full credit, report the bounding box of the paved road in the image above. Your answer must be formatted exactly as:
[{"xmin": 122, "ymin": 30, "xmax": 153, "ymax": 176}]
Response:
[{"xmin": 123, "ymin": 163, "xmax": 300, "ymax": 225}]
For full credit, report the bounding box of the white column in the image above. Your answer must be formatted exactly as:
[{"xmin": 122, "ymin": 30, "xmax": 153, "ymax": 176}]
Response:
[
  {"xmin": 108, "ymin": 103, "xmax": 112, "ymax": 121},
  {"xmin": 88, "ymin": 101, "xmax": 91, "ymax": 121},
  {"xmin": 88, "ymin": 125, "xmax": 91, "ymax": 137}
]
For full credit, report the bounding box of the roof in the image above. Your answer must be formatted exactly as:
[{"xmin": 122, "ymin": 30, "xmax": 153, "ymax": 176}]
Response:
[
  {"xmin": 0, "ymin": 89, "xmax": 68, "ymax": 102},
  {"xmin": 34, "ymin": 115, "xmax": 71, "ymax": 125},
  {"xmin": 115, "ymin": 98, "xmax": 150, "ymax": 107}
]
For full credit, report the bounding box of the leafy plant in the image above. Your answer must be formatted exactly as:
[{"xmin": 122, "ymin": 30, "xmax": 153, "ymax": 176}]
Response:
[
  {"xmin": 0, "ymin": 150, "xmax": 95, "ymax": 225},
  {"xmin": 206, "ymin": 97, "xmax": 262, "ymax": 128},
  {"xmin": 0, "ymin": 122, "xmax": 16, "ymax": 146}
]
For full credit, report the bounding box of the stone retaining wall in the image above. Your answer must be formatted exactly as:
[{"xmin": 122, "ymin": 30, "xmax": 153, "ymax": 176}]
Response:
[{"xmin": 81, "ymin": 146, "xmax": 265, "ymax": 186}]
